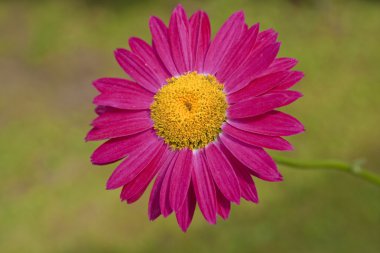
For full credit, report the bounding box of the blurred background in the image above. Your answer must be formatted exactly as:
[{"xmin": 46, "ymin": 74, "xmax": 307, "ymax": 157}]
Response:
[{"xmin": 1, "ymin": 0, "xmax": 380, "ymax": 252}]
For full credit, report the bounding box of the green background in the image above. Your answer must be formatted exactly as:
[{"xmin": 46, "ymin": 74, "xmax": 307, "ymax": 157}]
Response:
[{"xmin": 1, "ymin": 0, "xmax": 379, "ymax": 252}]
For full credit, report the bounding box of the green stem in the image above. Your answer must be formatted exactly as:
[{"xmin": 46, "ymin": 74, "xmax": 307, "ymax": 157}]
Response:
[{"xmin": 272, "ymin": 155, "xmax": 380, "ymax": 187}]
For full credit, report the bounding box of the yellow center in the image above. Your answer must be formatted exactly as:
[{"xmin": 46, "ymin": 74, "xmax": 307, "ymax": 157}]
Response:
[{"xmin": 150, "ymin": 72, "xmax": 228, "ymax": 150}]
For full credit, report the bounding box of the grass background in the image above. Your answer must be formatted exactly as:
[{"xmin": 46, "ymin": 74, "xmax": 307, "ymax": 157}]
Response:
[{"xmin": 0, "ymin": 0, "xmax": 380, "ymax": 252}]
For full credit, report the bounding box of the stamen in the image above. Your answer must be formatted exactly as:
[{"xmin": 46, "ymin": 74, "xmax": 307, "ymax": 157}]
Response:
[{"xmin": 150, "ymin": 72, "xmax": 228, "ymax": 150}]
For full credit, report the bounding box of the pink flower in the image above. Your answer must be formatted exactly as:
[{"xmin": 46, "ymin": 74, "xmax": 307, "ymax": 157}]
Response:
[{"xmin": 86, "ymin": 4, "xmax": 304, "ymax": 231}]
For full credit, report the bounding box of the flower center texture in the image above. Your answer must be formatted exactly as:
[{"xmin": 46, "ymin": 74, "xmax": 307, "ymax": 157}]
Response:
[{"xmin": 150, "ymin": 72, "xmax": 228, "ymax": 150}]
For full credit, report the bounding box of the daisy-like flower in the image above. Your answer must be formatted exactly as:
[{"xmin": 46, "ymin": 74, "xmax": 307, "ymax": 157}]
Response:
[{"xmin": 86, "ymin": 4, "xmax": 304, "ymax": 231}]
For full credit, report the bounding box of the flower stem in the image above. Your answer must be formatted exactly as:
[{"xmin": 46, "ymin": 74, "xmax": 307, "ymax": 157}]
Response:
[{"xmin": 272, "ymin": 155, "xmax": 380, "ymax": 187}]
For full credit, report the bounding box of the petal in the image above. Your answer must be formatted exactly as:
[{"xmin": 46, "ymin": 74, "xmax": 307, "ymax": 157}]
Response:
[
  {"xmin": 120, "ymin": 145, "xmax": 172, "ymax": 204},
  {"xmin": 148, "ymin": 151, "xmax": 176, "ymax": 220},
  {"xmin": 203, "ymin": 11, "xmax": 245, "ymax": 74},
  {"xmin": 220, "ymin": 143, "xmax": 259, "ymax": 202},
  {"xmin": 224, "ymin": 43, "xmax": 281, "ymax": 93},
  {"xmin": 204, "ymin": 143, "xmax": 240, "ymax": 203},
  {"xmin": 149, "ymin": 16, "xmax": 179, "ymax": 76},
  {"xmin": 228, "ymin": 110, "xmax": 305, "ymax": 136},
  {"xmin": 216, "ymin": 187, "xmax": 231, "ymax": 219},
  {"xmin": 86, "ymin": 111, "xmax": 152, "ymax": 141},
  {"xmin": 93, "ymin": 78, "xmax": 154, "ymax": 110},
  {"xmin": 223, "ymin": 124, "xmax": 293, "ymax": 151},
  {"xmin": 129, "ymin": 37, "xmax": 170, "ymax": 84},
  {"xmin": 160, "ymin": 153, "xmax": 178, "ymax": 217},
  {"xmin": 227, "ymin": 71, "xmax": 289, "ymax": 103},
  {"xmin": 272, "ymin": 71, "xmax": 304, "ymax": 91},
  {"xmin": 216, "ymin": 24, "xmax": 259, "ymax": 82},
  {"xmin": 115, "ymin": 49, "xmax": 161, "ymax": 93},
  {"xmin": 192, "ymin": 150, "xmax": 217, "ymax": 224},
  {"xmin": 169, "ymin": 149, "xmax": 193, "ymax": 211},
  {"xmin": 220, "ymin": 134, "xmax": 282, "ymax": 182},
  {"xmin": 106, "ymin": 139, "xmax": 164, "ymax": 189},
  {"xmin": 90, "ymin": 129, "xmax": 157, "ymax": 165},
  {"xmin": 227, "ymin": 90, "xmax": 302, "ymax": 119},
  {"xmin": 175, "ymin": 183, "xmax": 196, "ymax": 232},
  {"xmin": 168, "ymin": 4, "xmax": 192, "ymax": 74},
  {"xmin": 91, "ymin": 110, "xmax": 149, "ymax": 127},
  {"xmin": 189, "ymin": 10, "xmax": 211, "ymax": 73},
  {"xmin": 260, "ymin": 57, "xmax": 298, "ymax": 76}
]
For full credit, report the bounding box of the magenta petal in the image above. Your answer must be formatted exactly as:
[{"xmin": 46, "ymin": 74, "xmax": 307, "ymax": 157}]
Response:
[
  {"xmin": 216, "ymin": 24, "xmax": 259, "ymax": 82},
  {"xmin": 169, "ymin": 149, "xmax": 193, "ymax": 211},
  {"xmin": 93, "ymin": 78, "xmax": 154, "ymax": 110},
  {"xmin": 106, "ymin": 140, "xmax": 164, "ymax": 190},
  {"xmin": 228, "ymin": 110, "xmax": 305, "ymax": 136},
  {"xmin": 91, "ymin": 129, "xmax": 157, "ymax": 165},
  {"xmin": 189, "ymin": 10, "xmax": 211, "ymax": 73},
  {"xmin": 272, "ymin": 71, "xmax": 304, "ymax": 91},
  {"xmin": 221, "ymin": 143, "xmax": 259, "ymax": 202},
  {"xmin": 220, "ymin": 134, "xmax": 282, "ymax": 182},
  {"xmin": 129, "ymin": 37, "xmax": 170, "ymax": 84},
  {"xmin": 160, "ymin": 153, "xmax": 179, "ymax": 217},
  {"xmin": 227, "ymin": 90, "xmax": 303, "ymax": 119},
  {"xmin": 175, "ymin": 183, "xmax": 196, "ymax": 232},
  {"xmin": 149, "ymin": 16, "xmax": 179, "ymax": 76},
  {"xmin": 120, "ymin": 146, "xmax": 172, "ymax": 204},
  {"xmin": 227, "ymin": 71, "xmax": 289, "ymax": 103},
  {"xmin": 203, "ymin": 11, "xmax": 245, "ymax": 75},
  {"xmin": 204, "ymin": 143, "xmax": 240, "ymax": 203},
  {"xmin": 216, "ymin": 188, "xmax": 231, "ymax": 220},
  {"xmin": 148, "ymin": 151, "xmax": 176, "ymax": 220},
  {"xmin": 168, "ymin": 4, "xmax": 192, "ymax": 74},
  {"xmin": 261, "ymin": 57, "xmax": 298, "ymax": 76},
  {"xmin": 223, "ymin": 124, "xmax": 293, "ymax": 151},
  {"xmin": 192, "ymin": 150, "xmax": 217, "ymax": 224},
  {"xmin": 224, "ymin": 43, "xmax": 280, "ymax": 93},
  {"xmin": 86, "ymin": 112, "xmax": 152, "ymax": 141},
  {"xmin": 114, "ymin": 49, "xmax": 161, "ymax": 93}
]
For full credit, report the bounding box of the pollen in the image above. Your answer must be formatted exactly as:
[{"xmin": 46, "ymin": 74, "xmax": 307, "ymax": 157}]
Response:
[{"xmin": 150, "ymin": 72, "xmax": 228, "ymax": 150}]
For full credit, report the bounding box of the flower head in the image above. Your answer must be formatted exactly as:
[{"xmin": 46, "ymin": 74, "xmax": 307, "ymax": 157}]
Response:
[{"xmin": 86, "ymin": 4, "xmax": 304, "ymax": 231}]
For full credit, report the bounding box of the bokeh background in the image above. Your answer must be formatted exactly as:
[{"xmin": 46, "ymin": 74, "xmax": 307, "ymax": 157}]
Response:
[{"xmin": 1, "ymin": 0, "xmax": 380, "ymax": 252}]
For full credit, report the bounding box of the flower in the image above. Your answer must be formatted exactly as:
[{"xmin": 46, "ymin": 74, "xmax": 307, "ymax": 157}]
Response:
[{"xmin": 86, "ymin": 4, "xmax": 304, "ymax": 232}]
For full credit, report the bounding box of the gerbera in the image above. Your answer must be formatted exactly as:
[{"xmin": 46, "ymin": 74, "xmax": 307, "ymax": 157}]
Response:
[{"xmin": 86, "ymin": 4, "xmax": 304, "ymax": 231}]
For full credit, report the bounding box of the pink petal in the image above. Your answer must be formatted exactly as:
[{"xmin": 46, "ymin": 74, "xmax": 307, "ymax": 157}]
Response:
[
  {"xmin": 149, "ymin": 16, "xmax": 179, "ymax": 76},
  {"xmin": 204, "ymin": 143, "xmax": 240, "ymax": 203},
  {"xmin": 189, "ymin": 10, "xmax": 211, "ymax": 73},
  {"xmin": 93, "ymin": 78, "xmax": 154, "ymax": 110},
  {"xmin": 216, "ymin": 188, "xmax": 231, "ymax": 220},
  {"xmin": 253, "ymin": 29, "xmax": 278, "ymax": 52},
  {"xmin": 129, "ymin": 37, "xmax": 170, "ymax": 84},
  {"xmin": 227, "ymin": 71, "xmax": 289, "ymax": 103},
  {"xmin": 120, "ymin": 146, "xmax": 172, "ymax": 204},
  {"xmin": 216, "ymin": 24, "xmax": 259, "ymax": 82},
  {"xmin": 91, "ymin": 129, "xmax": 157, "ymax": 165},
  {"xmin": 148, "ymin": 151, "xmax": 177, "ymax": 221},
  {"xmin": 91, "ymin": 110, "xmax": 149, "ymax": 127},
  {"xmin": 168, "ymin": 4, "xmax": 192, "ymax": 74},
  {"xmin": 261, "ymin": 57, "xmax": 298, "ymax": 76},
  {"xmin": 106, "ymin": 140, "xmax": 164, "ymax": 189},
  {"xmin": 169, "ymin": 149, "xmax": 193, "ymax": 211},
  {"xmin": 175, "ymin": 183, "xmax": 196, "ymax": 232},
  {"xmin": 272, "ymin": 71, "xmax": 304, "ymax": 91},
  {"xmin": 224, "ymin": 43, "xmax": 280, "ymax": 93},
  {"xmin": 160, "ymin": 153, "xmax": 178, "ymax": 217},
  {"xmin": 227, "ymin": 90, "xmax": 303, "ymax": 119},
  {"xmin": 228, "ymin": 110, "xmax": 305, "ymax": 136},
  {"xmin": 203, "ymin": 11, "xmax": 245, "ymax": 75},
  {"xmin": 220, "ymin": 134, "xmax": 282, "ymax": 182},
  {"xmin": 223, "ymin": 124, "xmax": 293, "ymax": 151},
  {"xmin": 220, "ymin": 143, "xmax": 259, "ymax": 202},
  {"xmin": 86, "ymin": 111, "xmax": 152, "ymax": 141},
  {"xmin": 192, "ymin": 150, "xmax": 217, "ymax": 224},
  {"xmin": 114, "ymin": 49, "xmax": 161, "ymax": 93}
]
